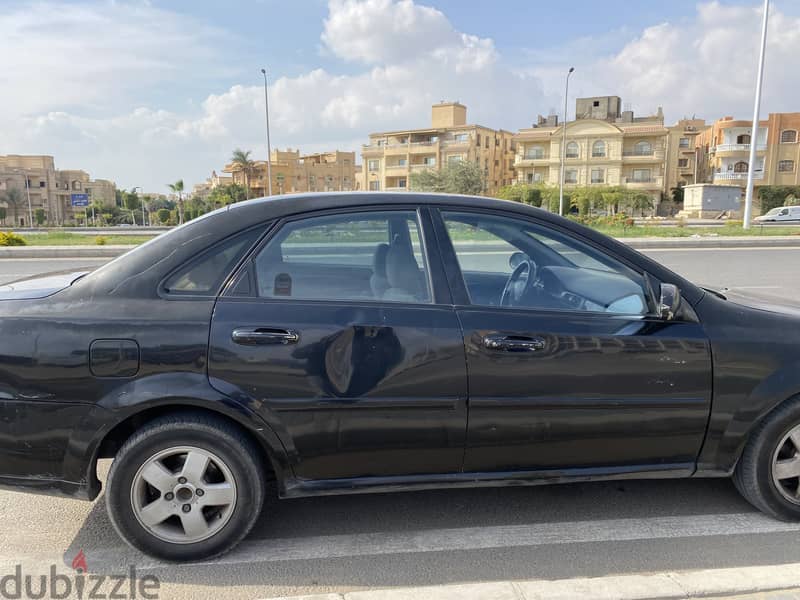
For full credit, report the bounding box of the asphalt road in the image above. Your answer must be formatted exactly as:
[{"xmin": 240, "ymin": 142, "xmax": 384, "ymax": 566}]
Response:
[{"xmin": 0, "ymin": 247, "xmax": 799, "ymax": 600}]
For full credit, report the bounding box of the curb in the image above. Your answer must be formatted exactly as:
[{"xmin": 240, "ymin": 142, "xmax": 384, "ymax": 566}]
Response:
[
  {"xmin": 0, "ymin": 245, "xmax": 134, "ymax": 258},
  {"xmin": 261, "ymin": 563, "xmax": 800, "ymax": 600}
]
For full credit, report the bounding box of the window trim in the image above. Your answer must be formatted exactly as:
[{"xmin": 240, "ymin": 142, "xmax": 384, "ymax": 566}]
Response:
[
  {"xmin": 780, "ymin": 130, "xmax": 797, "ymax": 144},
  {"xmin": 223, "ymin": 205, "xmax": 449, "ymax": 306},
  {"xmin": 430, "ymin": 206, "xmax": 661, "ymax": 317}
]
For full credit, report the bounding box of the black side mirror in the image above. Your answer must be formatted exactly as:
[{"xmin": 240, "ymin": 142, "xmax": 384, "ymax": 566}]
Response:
[{"xmin": 659, "ymin": 283, "xmax": 681, "ymax": 320}]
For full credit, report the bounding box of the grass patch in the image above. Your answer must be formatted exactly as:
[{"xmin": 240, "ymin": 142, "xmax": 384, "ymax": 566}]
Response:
[
  {"xmin": 19, "ymin": 232, "xmax": 157, "ymax": 246},
  {"xmin": 592, "ymin": 225, "xmax": 800, "ymax": 238}
]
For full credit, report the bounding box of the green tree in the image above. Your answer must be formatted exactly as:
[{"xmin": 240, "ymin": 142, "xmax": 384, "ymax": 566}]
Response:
[
  {"xmin": 1, "ymin": 187, "xmax": 24, "ymax": 226},
  {"xmin": 670, "ymin": 186, "xmax": 685, "ymax": 204},
  {"xmin": 758, "ymin": 185, "xmax": 800, "ymax": 213},
  {"xmin": 0, "ymin": 207, "xmax": 5, "ymax": 224},
  {"xmin": 410, "ymin": 161, "xmax": 485, "ymax": 195},
  {"xmin": 230, "ymin": 149, "xmax": 255, "ymax": 200},
  {"xmin": 34, "ymin": 208, "xmax": 46, "ymax": 226},
  {"xmin": 167, "ymin": 180, "xmax": 185, "ymax": 224},
  {"xmin": 156, "ymin": 208, "xmax": 171, "ymax": 224}
]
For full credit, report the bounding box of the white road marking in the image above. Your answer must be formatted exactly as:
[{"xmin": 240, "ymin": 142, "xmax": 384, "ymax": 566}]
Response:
[{"xmin": 14, "ymin": 511, "xmax": 795, "ymax": 573}]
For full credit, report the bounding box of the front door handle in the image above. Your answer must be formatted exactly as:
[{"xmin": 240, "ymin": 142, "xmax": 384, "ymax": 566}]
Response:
[
  {"xmin": 232, "ymin": 327, "xmax": 300, "ymax": 346},
  {"xmin": 482, "ymin": 333, "xmax": 545, "ymax": 352}
]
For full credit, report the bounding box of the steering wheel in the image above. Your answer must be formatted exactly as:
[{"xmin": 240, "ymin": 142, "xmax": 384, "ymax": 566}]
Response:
[{"xmin": 500, "ymin": 259, "xmax": 536, "ymax": 307}]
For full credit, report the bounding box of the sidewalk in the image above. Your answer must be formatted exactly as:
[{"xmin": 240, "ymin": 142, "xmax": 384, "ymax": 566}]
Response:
[{"xmin": 262, "ymin": 563, "xmax": 800, "ymax": 600}]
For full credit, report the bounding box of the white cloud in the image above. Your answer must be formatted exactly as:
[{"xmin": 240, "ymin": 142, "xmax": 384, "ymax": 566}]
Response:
[
  {"xmin": 2, "ymin": 1, "xmax": 798, "ymax": 192},
  {"xmin": 530, "ymin": 1, "xmax": 800, "ymax": 122}
]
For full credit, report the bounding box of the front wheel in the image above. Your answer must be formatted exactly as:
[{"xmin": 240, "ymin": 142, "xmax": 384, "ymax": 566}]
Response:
[
  {"xmin": 106, "ymin": 412, "xmax": 266, "ymax": 561},
  {"xmin": 735, "ymin": 396, "xmax": 800, "ymax": 521}
]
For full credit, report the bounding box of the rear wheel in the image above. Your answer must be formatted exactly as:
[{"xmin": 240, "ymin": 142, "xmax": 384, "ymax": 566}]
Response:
[
  {"xmin": 106, "ymin": 412, "xmax": 265, "ymax": 561},
  {"xmin": 735, "ymin": 396, "xmax": 800, "ymax": 520}
]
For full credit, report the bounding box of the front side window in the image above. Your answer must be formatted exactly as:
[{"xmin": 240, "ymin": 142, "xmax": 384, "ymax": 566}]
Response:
[
  {"xmin": 254, "ymin": 211, "xmax": 430, "ymax": 304},
  {"xmin": 679, "ymin": 137, "xmax": 690, "ymax": 148},
  {"xmin": 442, "ymin": 211, "xmax": 649, "ymax": 316},
  {"xmin": 781, "ymin": 130, "xmax": 797, "ymax": 144}
]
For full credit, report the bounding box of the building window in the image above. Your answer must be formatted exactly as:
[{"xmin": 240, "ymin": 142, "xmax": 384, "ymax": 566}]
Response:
[
  {"xmin": 679, "ymin": 137, "xmax": 690, "ymax": 148},
  {"xmin": 590, "ymin": 169, "xmax": 604, "ymax": 184},
  {"xmin": 779, "ymin": 160, "xmax": 796, "ymax": 172},
  {"xmin": 448, "ymin": 155, "xmax": 464, "ymax": 165},
  {"xmin": 369, "ymin": 180, "xmax": 380, "ymax": 191},
  {"xmin": 397, "ymin": 158, "xmax": 407, "ymax": 166},
  {"xmin": 678, "ymin": 158, "xmax": 689, "ymax": 167},
  {"xmin": 634, "ymin": 140, "xmax": 652, "ymax": 155},
  {"xmin": 632, "ymin": 169, "xmax": 651, "ymax": 182},
  {"xmin": 733, "ymin": 161, "xmax": 749, "ymax": 173},
  {"xmin": 736, "ymin": 134, "xmax": 751, "ymax": 145},
  {"xmin": 39, "ymin": 180, "xmax": 46, "ymax": 188},
  {"xmin": 423, "ymin": 157, "xmax": 436, "ymax": 166},
  {"xmin": 476, "ymin": 134, "xmax": 481, "ymax": 146},
  {"xmin": 781, "ymin": 130, "xmax": 798, "ymax": 144},
  {"xmin": 565, "ymin": 169, "xmax": 578, "ymax": 184},
  {"xmin": 525, "ymin": 145, "xmax": 545, "ymax": 159},
  {"xmin": 454, "ymin": 133, "xmax": 469, "ymax": 142},
  {"xmin": 591, "ymin": 140, "xmax": 606, "ymax": 158},
  {"xmin": 566, "ymin": 141, "xmax": 579, "ymax": 158},
  {"xmin": 368, "ymin": 159, "xmax": 380, "ymax": 171}
]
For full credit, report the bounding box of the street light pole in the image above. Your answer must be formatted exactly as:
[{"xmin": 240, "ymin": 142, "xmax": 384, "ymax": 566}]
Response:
[
  {"xmin": 743, "ymin": 0, "xmax": 769, "ymax": 230},
  {"xmin": 261, "ymin": 68, "xmax": 274, "ymax": 196},
  {"xmin": 132, "ymin": 186, "xmax": 145, "ymax": 226},
  {"xmin": 559, "ymin": 67, "xmax": 575, "ymax": 217}
]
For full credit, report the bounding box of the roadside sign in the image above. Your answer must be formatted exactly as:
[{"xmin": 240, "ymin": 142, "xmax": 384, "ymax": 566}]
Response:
[{"xmin": 71, "ymin": 193, "xmax": 89, "ymax": 207}]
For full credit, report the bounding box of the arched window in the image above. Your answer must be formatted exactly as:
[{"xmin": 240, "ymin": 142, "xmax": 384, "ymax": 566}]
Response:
[
  {"xmin": 591, "ymin": 140, "xmax": 606, "ymax": 157},
  {"xmin": 634, "ymin": 141, "xmax": 652, "ymax": 155},
  {"xmin": 566, "ymin": 141, "xmax": 579, "ymax": 158},
  {"xmin": 781, "ymin": 130, "xmax": 798, "ymax": 144},
  {"xmin": 734, "ymin": 161, "xmax": 749, "ymax": 173},
  {"xmin": 525, "ymin": 145, "xmax": 545, "ymax": 159},
  {"xmin": 736, "ymin": 134, "xmax": 751, "ymax": 144}
]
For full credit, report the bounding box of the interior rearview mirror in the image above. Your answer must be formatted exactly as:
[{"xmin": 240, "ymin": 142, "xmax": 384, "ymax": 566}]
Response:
[{"xmin": 659, "ymin": 283, "xmax": 681, "ymax": 320}]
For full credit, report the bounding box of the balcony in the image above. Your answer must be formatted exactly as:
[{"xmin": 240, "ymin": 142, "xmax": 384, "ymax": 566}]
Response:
[
  {"xmin": 622, "ymin": 149, "xmax": 666, "ymax": 161},
  {"xmin": 386, "ymin": 164, "xmax": 409, "ymax": 171},
  {"xmin": 713, "ymin": 171, "xmax": 764, "ymax": 182},
  {"xmin": 623, "ymin": 176, "xmax": 664, "ymax": 188},
  {"xmin": 515, "ymin": 155, "xmax": 549, "ymax": 167},
  {"xmin": 441, "ymin": 138, "xmax": 470, "ymax": 148},
  {"xmin": 410, "ymin": 163, "xmax": 436, "ymax": 170},
  {"xmin": 713, "ymin": 143, "xmax": 767, "ymax": 155},
  {"xmin": 385, "ymin": 186, "xmax": 409, "ymax": 192}
]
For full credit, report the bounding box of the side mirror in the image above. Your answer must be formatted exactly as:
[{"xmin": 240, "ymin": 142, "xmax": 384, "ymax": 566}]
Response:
[{"xmin": 659, "ymin": 283, "xmax": 681, "ymax": 320}]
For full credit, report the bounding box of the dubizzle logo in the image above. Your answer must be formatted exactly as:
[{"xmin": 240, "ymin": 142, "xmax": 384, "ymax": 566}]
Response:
[
  {"xmin": 0, "ymin": 550, "xmax": 160, "ymax": 599},
  {"xmin": 72, "ymin": 549, "xmax": 88, "ymax": 573}
]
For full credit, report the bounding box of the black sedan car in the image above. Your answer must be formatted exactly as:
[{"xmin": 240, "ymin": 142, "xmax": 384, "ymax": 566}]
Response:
[{"xmin": 2, "ymin": 192, "xmax": 800, "ymax": 561}]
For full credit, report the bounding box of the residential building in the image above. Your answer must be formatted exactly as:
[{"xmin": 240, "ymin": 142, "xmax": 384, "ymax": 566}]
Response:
[
  {"xmin": 0, "ymin": 155, "xmax": 116, "ymax": 226},
  {"xmin": 192, "ymin": 170, "xmax": 233, "ymax": 201},
  {"xmin": 360, "ymin": 102, "xmax": 516, "ymax": 195},
  {"xmin": 664, "ymin": 118, "xmax": 706, "ymax": 192},
  {"xmin": 696, "ymin": 113, "xmax": 800, "ymax": 195},
  {"xmin": 223, "ymin": 149, "xmax": 357, "ymax": 197},
  {"xmin": 514, "ymin": 96, "xmax": 679, "ymax": 210}
]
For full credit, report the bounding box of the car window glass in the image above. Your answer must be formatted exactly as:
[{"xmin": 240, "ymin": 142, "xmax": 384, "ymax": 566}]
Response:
[
  {"xmin": 254, "ymin": 211, "xmax": 431, "ymax": 303},
  {"xmin": 442, "ymin": 211, "xmax": 649, "ymax": 315},
  {"xmin": 163, "ymin": 227, "xmax": 263, "ymax": 295}
]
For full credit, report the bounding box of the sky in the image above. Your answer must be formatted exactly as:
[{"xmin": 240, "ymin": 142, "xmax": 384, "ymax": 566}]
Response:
[{"xmin": 1, "ymin": 0, "xmax": 799, "ymax": 192}]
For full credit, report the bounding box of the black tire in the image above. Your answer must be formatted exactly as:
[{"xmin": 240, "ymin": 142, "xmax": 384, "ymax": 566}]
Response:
[
  {"xmin": 106, "ymin": 411, "xmax": 266, "ymax": 561},
  {"xmin": 734, "ymin": 396, "xmax": 800, "ymax": 521}
]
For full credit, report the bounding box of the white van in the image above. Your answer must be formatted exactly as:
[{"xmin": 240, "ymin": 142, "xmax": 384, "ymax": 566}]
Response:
[{"xmin": 755, "ymin": 206, "xmax": 800, "ymax": 222}]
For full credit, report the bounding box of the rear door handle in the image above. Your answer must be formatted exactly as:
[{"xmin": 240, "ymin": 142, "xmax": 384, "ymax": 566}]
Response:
[
  {"xmin": 232, "ymin": 327, "xmax": 300, "ymax": 346},
  {"xmin": 482, "ymin": 334, "xmax": 545, "ymax": 352}
]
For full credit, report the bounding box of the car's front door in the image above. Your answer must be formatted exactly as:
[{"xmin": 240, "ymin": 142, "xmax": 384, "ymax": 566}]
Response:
[
  {"xmin": 434, "ymin": 208, "xmax": 712, "ymax": 476},
  {"xmin": 208, "ymin": 207, "xmax": 468, "ymax": 481}
]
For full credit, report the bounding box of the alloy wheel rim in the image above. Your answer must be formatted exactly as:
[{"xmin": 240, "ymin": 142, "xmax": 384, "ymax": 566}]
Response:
[
  {"xmin": 771, "ymin": 425, "xmax": 800, "ymax": 505},
  {"xmin": 130, "ymin": 446, "xmax": 238, "ymax": 544}
]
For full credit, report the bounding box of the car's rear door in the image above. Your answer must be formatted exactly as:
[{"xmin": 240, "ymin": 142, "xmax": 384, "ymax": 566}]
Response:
[
  {"xmin": 432, "ymin": 207, "xmax": 712, "ymax": 476},
  {"xmin": 208, "ymin": 207, "xmax": 468, "ymax": 481}
]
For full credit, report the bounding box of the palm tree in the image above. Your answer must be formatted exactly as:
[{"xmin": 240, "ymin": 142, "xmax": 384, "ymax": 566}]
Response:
[
  {"xmin": 167, "ymin": 180, "xmax": 185, "ymax": 225},
  {"xmin": 230, "ymin": 149, "xmax": 255, "ymax": 200},
  {"xmin": 1, "ymin": 187, "xmax": 24, "ymax": 227}
]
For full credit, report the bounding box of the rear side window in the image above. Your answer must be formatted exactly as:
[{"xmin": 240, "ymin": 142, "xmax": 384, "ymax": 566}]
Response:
[{"xmin": 162, "ymin": 227, "xmax": 264, "ymax": 296}]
